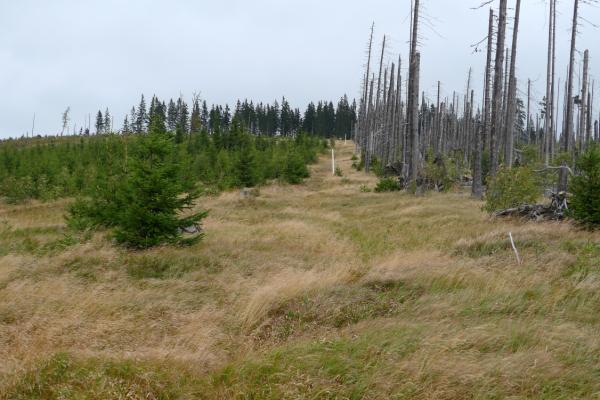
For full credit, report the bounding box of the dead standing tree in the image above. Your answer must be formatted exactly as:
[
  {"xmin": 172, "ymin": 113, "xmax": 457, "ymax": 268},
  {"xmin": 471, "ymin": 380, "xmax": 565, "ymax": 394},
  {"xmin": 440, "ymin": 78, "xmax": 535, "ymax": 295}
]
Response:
[
  {"xmin": 490, "ymin": 0, "xmax": 508, "ymax": 178},
  {"xmin": 372, "ymin": 35, "xmax": 386, "ymax": 169},
  {"xmin": 503, "ymin": 0, "xmax": 522, "ymax": 168},
  {"xmin": 350, "ymin": 0, "xmax": 599, "ymax": 202},
  {"xmin": 357, "ymin": 23, "xmax": 375, "ymax": 167},
  {"xmin": 473, "ymin": 8, "xmax": 495, "ymax": 199},
  {"xmin": 559, "ymin": 0, "xmax": 580, "ymax": 191},
  {"xmin": 61, "ymin": 107, "xmax": 71, "ymax": 137},
  {"xmin": 564, "ymin": 0, "xmax": 579, "ymax": 157},
  {"xmin": 544, "ymin": 0, "xmax": 556, "ymax": 166},
  {"xmin": 579, "ymin": 49, "xmax": 589, "ymax": 152},
  {"xmin": 407, "ymin": 0, "xmax": 421, "ymax": 185}
]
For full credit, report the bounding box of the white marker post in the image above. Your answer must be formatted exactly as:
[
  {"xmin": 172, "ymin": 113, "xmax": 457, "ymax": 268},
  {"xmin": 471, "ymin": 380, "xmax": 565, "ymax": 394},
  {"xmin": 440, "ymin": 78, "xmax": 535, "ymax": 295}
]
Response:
[
  {"xmin": 509, "ymin": 232, "xmax": 522, "ymax": 265},
  {"xmin": 332, "ymin": 148, "xmax": 335, "ymax": 175}
]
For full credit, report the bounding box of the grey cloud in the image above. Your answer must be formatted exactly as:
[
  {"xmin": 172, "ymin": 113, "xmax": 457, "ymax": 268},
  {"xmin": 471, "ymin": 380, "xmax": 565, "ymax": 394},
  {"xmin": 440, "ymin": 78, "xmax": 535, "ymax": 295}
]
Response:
[{"xmin": 0, "ymin": 0, "xmax": 598, "ymax": 137}]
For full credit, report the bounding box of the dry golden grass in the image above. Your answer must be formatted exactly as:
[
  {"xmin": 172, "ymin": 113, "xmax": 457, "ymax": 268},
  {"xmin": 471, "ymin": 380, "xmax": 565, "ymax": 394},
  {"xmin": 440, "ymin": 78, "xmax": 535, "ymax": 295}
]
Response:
[{"xmin": 1, "ymin": 141, "xmax": 599, "ymax": 399}]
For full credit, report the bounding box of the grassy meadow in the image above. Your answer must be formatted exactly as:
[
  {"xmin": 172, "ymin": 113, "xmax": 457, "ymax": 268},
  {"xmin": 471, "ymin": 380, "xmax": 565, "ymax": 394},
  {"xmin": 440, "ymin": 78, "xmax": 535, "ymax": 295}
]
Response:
[{"xmin": 1, "ymin": 141, "xmax": 599, "ymax": 399}]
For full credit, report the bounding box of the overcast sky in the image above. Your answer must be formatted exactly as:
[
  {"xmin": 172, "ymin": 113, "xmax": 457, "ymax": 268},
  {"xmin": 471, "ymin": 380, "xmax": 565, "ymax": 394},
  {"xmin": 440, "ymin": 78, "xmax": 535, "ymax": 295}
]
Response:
[{"xmin": 0, "ymin": 0, "xmax": 598, "ymax": 138}]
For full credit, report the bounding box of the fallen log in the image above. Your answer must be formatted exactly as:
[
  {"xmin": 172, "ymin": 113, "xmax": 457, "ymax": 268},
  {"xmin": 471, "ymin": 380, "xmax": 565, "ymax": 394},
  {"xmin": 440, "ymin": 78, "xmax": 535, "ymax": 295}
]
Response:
[{"xmin": 494, "ymin": 192, "xmax": 569, "ymax": 221}]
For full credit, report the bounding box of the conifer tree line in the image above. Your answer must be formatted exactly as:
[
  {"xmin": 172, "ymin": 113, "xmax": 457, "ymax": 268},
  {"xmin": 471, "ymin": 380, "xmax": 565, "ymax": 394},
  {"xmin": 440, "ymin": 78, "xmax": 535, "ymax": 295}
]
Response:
[
  {"xmin": 0, "ymin": 94, "xmax": 341, "ymax": 205},
  {"xmin": 355, "ymin": 0, "xmax": 599, "ymax": 197},
  {"xmin": 0, "ymin": 92, "xmax": 358, "ymax": 204},
  {"xmin": 83, "ymin": 94, "xmax": 356, "ymax": 139}
]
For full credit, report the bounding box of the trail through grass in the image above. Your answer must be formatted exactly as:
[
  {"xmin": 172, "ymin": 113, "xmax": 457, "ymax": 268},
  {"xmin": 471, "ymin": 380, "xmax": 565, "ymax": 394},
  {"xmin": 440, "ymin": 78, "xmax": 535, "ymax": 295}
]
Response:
[{"xmin": 1, "ymin": 141, "xmax": 599, "ymax": 399}]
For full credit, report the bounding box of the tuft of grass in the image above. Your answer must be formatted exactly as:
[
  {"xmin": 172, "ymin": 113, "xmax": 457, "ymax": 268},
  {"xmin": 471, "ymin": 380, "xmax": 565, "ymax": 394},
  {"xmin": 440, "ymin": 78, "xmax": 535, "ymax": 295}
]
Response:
[
  {"xmin": 254, "ymin": 280, "xmax": 424, "ymax": 341},
  {"xmin": 561, "ymin": 241, "xmax": 600, "ymax": 282},
  {"xmin": 0, "ymin": 222, "xmax": 78, "ymax": 257},
  {"xmin": 207, "ymin": 325, "xmax": 423, "ymax": 399},
  {"xmin": 124, "ymin": 252, "xmax": 223, "ymax": 280},
  {"xmin": 1, "ymin": 353, "xmax": 188, "ymax": 400}
]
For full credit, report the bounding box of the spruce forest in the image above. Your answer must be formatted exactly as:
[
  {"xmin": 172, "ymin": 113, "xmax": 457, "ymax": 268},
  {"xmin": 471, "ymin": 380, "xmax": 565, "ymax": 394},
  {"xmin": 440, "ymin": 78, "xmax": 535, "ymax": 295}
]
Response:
[{"xmin": 1, "ymin": 1, "xmax": 600, "ymax": 398}]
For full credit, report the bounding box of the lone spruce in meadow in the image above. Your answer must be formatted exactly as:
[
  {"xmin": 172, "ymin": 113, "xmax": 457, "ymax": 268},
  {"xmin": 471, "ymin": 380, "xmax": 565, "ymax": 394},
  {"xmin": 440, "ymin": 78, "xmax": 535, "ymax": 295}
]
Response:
[{"xmin": 69, "ymin": 101, "xmax": 207, "ymax": 248}]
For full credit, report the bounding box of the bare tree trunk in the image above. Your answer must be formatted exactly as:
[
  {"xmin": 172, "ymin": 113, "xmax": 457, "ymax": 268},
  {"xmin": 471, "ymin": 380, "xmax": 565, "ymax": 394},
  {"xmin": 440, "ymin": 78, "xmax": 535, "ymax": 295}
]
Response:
[
  {"xmin": 473, "ymin": 88, "xmax": 483, "ymax": 199},
  {"xmin": 474, "ymin": 8, "xmax": 494, "ymax": 198},
  {"xmin": 358, "ymin": 23, "xmax": 374, "ymax": 156},
  {"xmin": 564, "ymin": 0, "xmax": 579, "ymax": 154},
  {"xmin": 436, "ymin": 81, "xmax": 441, "ymax": 154},
  {"xmin": 483, "ymin": 8, "xmax": 494, "ymax": 160},
  {"xmin": 31, "ymin": 113, "xmax": 36, "ymax": 138},
  {"xmin": 365, "ymin": 75, "xmax": 375, "ymax": 173},
  {"xmin": 366, "ymin": 36, "xmax": 386, "ymax": 172},
  {"xmin": 395, "ymin": 55, "xmax": 402, "ymax": 162},
  {"xmin": 588, "ymin": 82, "xmax": 594, "ymax": 147},
  {"xmin": 500, "ymin": 47, "xmax": 510, "ymax": 156},
  {"xmin": 380, "ymin": 67, "xmax": 389, "ymax": 160},
  {"xmin": 553, "ymin": 77, "xmax": 560, "ymax": 160},
  {"xmin": 577, "ymin": 65, "xmax": 582, "ymax": 152},
  {"xmin": 544, "ymin": 0, "xmax": 555, "ymax": 166},
  {"xmin": 469, "ymin": 89, "xmax": 475, "ymax": 163},
  {"xmin": 464, "ymin": 68, "xmax": 473, "ymax": 165},
  {"xmin": 490, "ymin": 0, "xmax": 508, "ymax": 177},
  {"xmin": 527, "ymin": 79, "xmax": 531, "ymax": 144},
  {"xmin": 410, "ymin": 53, "xmax": 421, "ymax": 184},
  {"xmin": 374, "ymin": 36, "xmax": 386, "ymax": 163},
  {"xmin": 503, "ymin": 0, "xmax": 521, "ymax": 168},
  {"xmin": 562, "ymin": 74, "xmax": 568, "ymax": 144},
  {"xmin": 407, "ymin": 0, "xmax": 421, "ymax": 184},
  {"xmin": 385, "ymin": 63, "xmax": 396, "ymax": 165},
  {"xmin": 550, "ymin": 0, "xmax": 557, "ymax": 161},
  {"xmin": 580, "ymin": 49, "xmax": 589, "ymax": 151}
]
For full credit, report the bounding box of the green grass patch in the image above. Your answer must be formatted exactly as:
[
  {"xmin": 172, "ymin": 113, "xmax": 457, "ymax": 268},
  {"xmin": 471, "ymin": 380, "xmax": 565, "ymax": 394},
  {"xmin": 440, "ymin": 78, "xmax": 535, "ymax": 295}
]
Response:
[
  {"xmin": 2, "ymin": 353, "xmax": 187, "ymax": 400},
  {"xmin": 0, "ymin": 223, "xmax": 78, "ymax": 257},
  {"xmin": 257, "ymin": 280, "xmax": 424, "ymax": 342},
  {"xmin": 210, "ymin": 326, "xmax": 422, "ymax": 399},
  {"xmin": 124, "ymin": 252, "xmax": 223, "ymax": 280},
  {"xmin": 561, "ymin": 241, "xmax": 600, "ymax": 283}
]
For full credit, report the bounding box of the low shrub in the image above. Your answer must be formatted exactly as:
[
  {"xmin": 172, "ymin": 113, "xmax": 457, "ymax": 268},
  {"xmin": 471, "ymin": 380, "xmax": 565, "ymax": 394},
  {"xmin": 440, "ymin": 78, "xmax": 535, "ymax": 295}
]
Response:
[
  {"xmin": 370, "ymin": 157, "xmax": 385, "ymax": 177},
  {"xmin": 485, "ymin": 166, "xmax": 540, "ymax": 212},
  {"xmin": 570, "ymin": 144, "xmax": 600, "ymax": 228},
  {"xmin": 375, "ymin": 177, "xmax": 401, "ymax": 193},
  {"xmin": 282, "ymin": 151, "xmax": 310, "ymax": 184},
  {"xmin": 423, "ymin": 152, "xmax": 455, "ymax": 192},
  {"xmin": 352, "ymin": 156, "xmax": 364, "ymax": 171}
]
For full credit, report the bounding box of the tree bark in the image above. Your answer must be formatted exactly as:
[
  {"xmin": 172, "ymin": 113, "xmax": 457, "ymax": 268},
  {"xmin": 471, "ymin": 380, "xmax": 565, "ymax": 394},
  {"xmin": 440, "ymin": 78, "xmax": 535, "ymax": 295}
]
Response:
[
  {"xmin": 410, "ymin": 53, "xmax": 421, "ymax": 183},
  {"xmin": 544, "ymin": 0, "xmax": 555, "ymax": 165},
  {"xmin": 357, "ymin": 23, "xmax": 374, "ymax": 156},
  {"xmin": 365, "ymin": 75, "xmax": 375, "ymax": 173},
  {"xmin": 503, "ymin": 0, "xmax": 521, "ymax": 168},
  {"xmin": 490, "ymin": 0, "xmax": 508, "ymax": 177},
  {"xmin": 564, "ymin": 0, "xmax": 579, "ymax": 156},
  {"xmin": 580, "ymin": 49, "xmax": 589, "ymax": 151},
  {"xmin": 473, "ymin": 87, "xmax": 483, "ymax": 199},
  {"xmin": 526, "ymin": 79, "xmax": 531, "ymax": 144},
  {"xmin": 550, "ymin": 0, "xmax": 557, "ymax": 160},
  {"xmin": 407, "ymin": 0, "xmax": 420, "ymax": 183},
  {"xmin": 483, "ymin": 8, "xmax": 494, "ymax": 159}
]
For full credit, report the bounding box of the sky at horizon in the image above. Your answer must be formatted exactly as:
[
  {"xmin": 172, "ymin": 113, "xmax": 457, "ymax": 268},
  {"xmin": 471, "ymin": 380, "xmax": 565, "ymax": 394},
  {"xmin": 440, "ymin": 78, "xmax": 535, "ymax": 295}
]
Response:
[{"xmin": 1, "ymin": 0, "xmax": 599, "ymax": 138}]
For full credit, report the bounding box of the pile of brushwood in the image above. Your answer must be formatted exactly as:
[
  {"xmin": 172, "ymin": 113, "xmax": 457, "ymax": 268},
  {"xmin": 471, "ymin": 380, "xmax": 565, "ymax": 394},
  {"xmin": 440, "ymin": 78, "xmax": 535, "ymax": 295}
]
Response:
[{"xmin": 495, "ymin": 191, "xmax": 569, "ymax": 221}]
